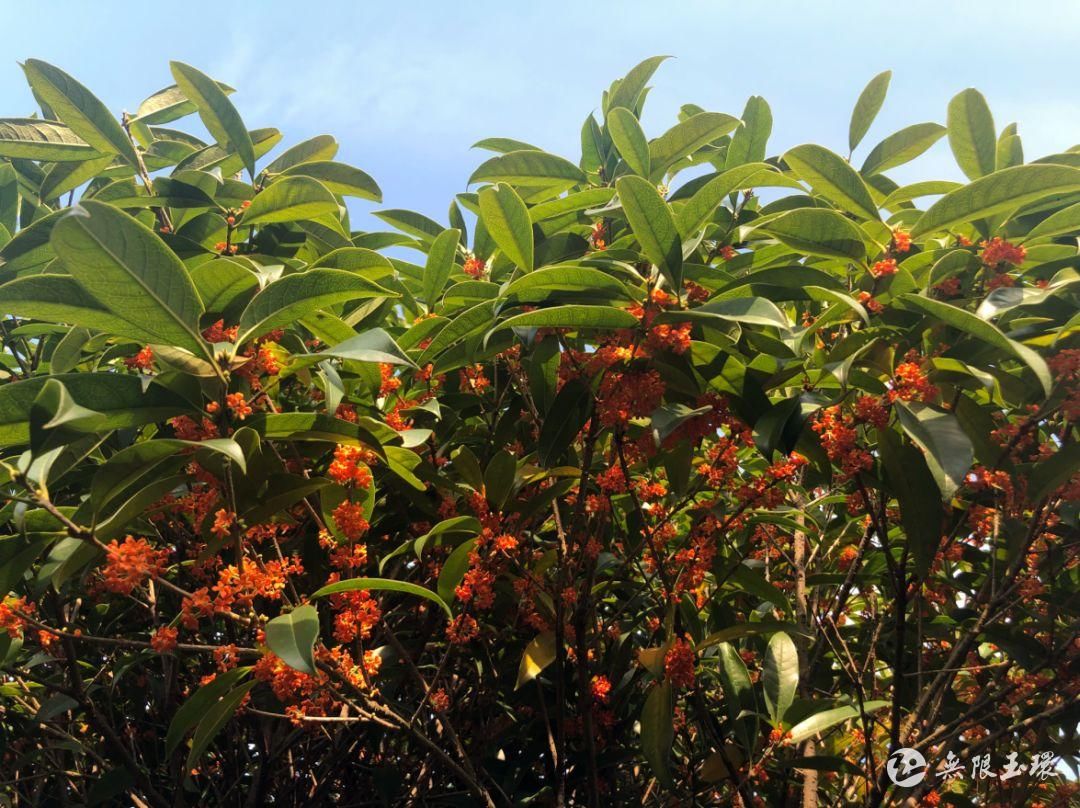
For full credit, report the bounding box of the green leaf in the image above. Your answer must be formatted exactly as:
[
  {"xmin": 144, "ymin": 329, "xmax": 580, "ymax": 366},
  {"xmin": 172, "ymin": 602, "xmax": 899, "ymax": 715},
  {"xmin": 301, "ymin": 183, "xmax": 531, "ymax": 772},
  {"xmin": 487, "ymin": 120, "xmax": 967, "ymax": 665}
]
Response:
[
  {"xmin": 878, "ymin": 427, "xmax": 945, "ymax": 579},
  {"xmin": 0, "ymin": 374, "xmax": 190, "ymax": 448},
  {"xmin": 0, "ymin": 275, "xmax": 164, "ymax": 345},
  {"xmin": 371, "ymin": 208, "xmax": 444, "ymax": 243},
  {"xmin": 515, "ymin": 631, "xmax": 556, "ymax": 690},
  {"xmin": 190, "ymin": 258, "xmax": 258, "ymax": 313},
  {"xmin": 22, "ymin": 60, "xmax": 138, "ymax": 166},
  {"xmin": 279, "ymin": 160, "xmax": 381, "ymax": 202},
  {"xmin": 297, "ymin": 328, "xmax": 416, "ymax": 369},
  {"xmin": 760, "ymin": 208, "xmax": 866, "ymax": 260},
  {"xmin": 860, "ymin": 123, "xmax": 947, "ymax": 177},
  {"xmin": 608, "ymin": 56, "xmax": 670, "ymax": 114},
  {"xmin": 498, "ymin": 305, "xmax": 638, "ymax": 331},
  {"xmin": 265, "ymin": 604, "xmax": 320, "ymax": 674},
  {"xmin": 947, "ymin": 88, "xmax": 996, "ymax": 180},
  {"xmin": 91, "ymin": 438, "xmax": 245, "ymax": 515},
  {"xmin": 529, "ymin": 188, "xmax": 617, "ymax": 221},
  {"xmin": 40, "ymin": 155, "xmax": 120, "ymax": 201},
  {"xmin": 50, "ymin": 201, "xmax": 208, "ymax": 356},
  {"xmin": 484, "ymin": 450, "xmax": 517, "ymax": 509},
  {"xmin": 726, "ymin": 96, "xmax": 772, "ymax": 169},
  {"xmin": 763, "ymin": 631, "xmax": 799, "ymax": 725},
  {"xmin": 242, "ymin": 177, "xmax": 339, "ymax": 226},
  {"xmin": 501, "ymin": 265, "xmax": 631, "ymax": 302},
  {"xmin": 641, "ymin": 681, "xmax": 675, "ymax": 789},
  {"xmin": 898, "ymin": 293, "xmax": 1052, "ymax": 394},
  {"xmin": 881, "ymin": 180, "xmax": 963, "ymax": 209},
  {"xmin": 607, "ymin": 107, "xmax": 651, "ymax": 177},
  {"xmin": 247, "ymin": 413, "xmax": 391, "ymax": 453},
  {"xmin": 676, "ymin": 162, "xmax": 777, "ymax": 237},
  {"xmin": 184, "ymin": 680, "xmax": 256, "ymax": 770},
  {"xmin": 1028, "ymin": 443, "xmax": 1080, "ymax": 502},
  {"xmin": 716, "ymin": 642, "xmax": 759, "ymax": 754},
  {"xmin": 788, "ymin": 701, "xmax": 889, "ymax": 745},
  {"xmin": 312, "ymin": 577, "xmax": 453, "ymax": 618},
  {"xmin": 0, "ymin": 118, "xmax": 98, "ymax": 161},
  {"xmin": 784, "ymin": 144, "xmax": 878, "ymax": 220},
  {"xmin": 437, "ymin": 538, "xmax": 477, "ymax": 604},
  {"xmin": 656, "ymin": 296, "xmax": 789, "ymax": 329},
  {"xmin": 912, "ymin": 165, "xmax": 1080, "ymax": 239},
  {"xmin": 849, "ymin": 70, "xmax": 891, "ymax": 152},
  {"xmin": 537, "ymin": 377, "xmax": 592, "ymax": 467},
  {"xmin": 649, "ymin": 112, "xmax": 740, "ymax": 179},
  {"xmin": 262, "ymin": 135, "xmax": 339, "ymax": 174},
  {"xmin": 894, "ymin": 402, "xmax": 974, "ymax": 499},
  {"xmin": 237, "ymin": 269, "xmax": 394, "ymax": 343},
  {"xmin": 166, "ymin": 667, "xmax": 250, "ymax": 755},
  {"xmin": 170, "ymin": 61, "xmax": 256, "ymax": 178},
  {"xmin": 1022, "ymin": 201, "xmax": 1080, "ymax": 242},
  {"xmin": 479, "ymin": 184, "xmax": 533, "ymax": 271},
  {"xmin": 132, "ymin": 80, "xmax": 236, "ymax": 125},
  {"xmin": 469, "ymin": 150, "xmax": 586, "ymax": 190},
  {"xmin": 616, "ymin": 175, "xmax": 682, "ymax": 288}
]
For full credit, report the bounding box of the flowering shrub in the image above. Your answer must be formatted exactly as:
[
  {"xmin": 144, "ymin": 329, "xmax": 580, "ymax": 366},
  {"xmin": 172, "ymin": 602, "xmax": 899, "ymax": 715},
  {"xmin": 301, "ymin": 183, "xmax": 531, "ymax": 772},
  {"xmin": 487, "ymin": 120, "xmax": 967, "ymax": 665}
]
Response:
[{"xmin": 0, "ymin": 58, "xmax": 1078, "ymax": 807}]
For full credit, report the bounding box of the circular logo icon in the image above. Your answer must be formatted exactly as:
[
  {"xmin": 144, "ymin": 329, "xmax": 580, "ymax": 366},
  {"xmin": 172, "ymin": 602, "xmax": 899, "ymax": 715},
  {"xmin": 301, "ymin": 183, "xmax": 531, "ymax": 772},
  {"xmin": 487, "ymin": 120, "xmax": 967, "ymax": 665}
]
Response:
[{"xmin": 886, "ymin": 747, "xmax": 927, "ymax": 787}]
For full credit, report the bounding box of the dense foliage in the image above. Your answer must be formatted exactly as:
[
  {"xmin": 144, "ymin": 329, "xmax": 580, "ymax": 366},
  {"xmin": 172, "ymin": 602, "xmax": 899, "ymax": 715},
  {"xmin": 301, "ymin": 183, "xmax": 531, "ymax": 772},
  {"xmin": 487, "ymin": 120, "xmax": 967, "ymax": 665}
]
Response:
[{"xmin": 0, "ymin": 57, "xmax": 1077, "ymax": 807}]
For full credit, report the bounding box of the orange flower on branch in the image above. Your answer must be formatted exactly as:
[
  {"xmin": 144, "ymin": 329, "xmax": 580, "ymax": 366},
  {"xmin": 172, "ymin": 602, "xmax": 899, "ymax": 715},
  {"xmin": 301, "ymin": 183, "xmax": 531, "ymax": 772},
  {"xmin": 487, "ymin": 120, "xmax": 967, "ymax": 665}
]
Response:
[{"xmin": 101, "ymin": 536, "xmax": 168, "ymax": 595}]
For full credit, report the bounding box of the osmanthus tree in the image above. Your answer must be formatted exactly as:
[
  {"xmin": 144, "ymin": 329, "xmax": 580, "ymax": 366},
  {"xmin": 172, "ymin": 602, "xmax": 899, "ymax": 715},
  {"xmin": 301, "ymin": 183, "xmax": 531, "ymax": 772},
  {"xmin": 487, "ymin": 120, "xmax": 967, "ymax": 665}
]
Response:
[{"xmin": 0, "ymin": 56, "xmax": 1076, "ymax": 807}]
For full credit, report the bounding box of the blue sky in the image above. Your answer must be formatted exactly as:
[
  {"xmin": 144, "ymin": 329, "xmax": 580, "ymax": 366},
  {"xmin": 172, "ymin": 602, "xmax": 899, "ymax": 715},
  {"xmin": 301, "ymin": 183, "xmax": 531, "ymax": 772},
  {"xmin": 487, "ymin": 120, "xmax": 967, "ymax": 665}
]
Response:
[{"xmin": 1, "ymin": 1, "xmax": 1078, "ymax": 232}]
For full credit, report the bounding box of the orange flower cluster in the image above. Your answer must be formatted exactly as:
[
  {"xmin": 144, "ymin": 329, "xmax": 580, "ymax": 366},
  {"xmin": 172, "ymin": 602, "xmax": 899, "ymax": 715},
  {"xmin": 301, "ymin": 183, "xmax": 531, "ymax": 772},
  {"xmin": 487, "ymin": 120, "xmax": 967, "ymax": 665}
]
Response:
[
  {"xmin": 330, "ymin": 589, "xmax": 382, "ymax": 644},
  {"xmin": 590, "ymin": 675, "xmax": 612, "ymax": 704},
  {"xmin": 150, "ymin": 626, "xmax": 179, "ymax": 653},
  {"xmin": 0, "ymin": 596, "xmax": 33, "ymax": 638},
  {"xmin": 170, "ymin": 414, "xmax": 219, "ymax": 442},
  {"xmin": 812, "ymin": 406, "xmax": 873, "ymax": 480},
  {"xmin": 210, "ymin": 508, "xmax": 234, "ymax": 539},
  {"xmin": 462, "ymin": 256, "xmax": 486, "ymax": 278},
  {"xmin": 590, "ymin": 221, "xmax": 607, "ymax": 251},
  {"xmin": 889, "ymin": 360, "xmax": 937, "ymax": 403},
  {"xmin": 379, "ymin": 363, "xmax": 401, "ymax": 397},
  {"xmin": 446, "ymin": 613, "xmax": 479, "ymax": 644},
  {"xmin": 870, "ymin": 258, "xmax": 898, "ymax": 278},
  {"xmin": 857, "ymin": 290, "xmax": 884, "ymax": 314},
  {"xmin": 596, "ymin": 369, "xmax": 665, "ymax": 427},
  {"xmin": 124, "ymin": 345, "xmax": 154, "ymax": 371},
  {"xmin": 213, "ymin": 556, "xmax": 303, "ymax": 610},
  {"xmin": 226, "ymin": 392, "xmax": 253, "ymax": 420},
  {"xmin": 332, "ymin": 500, "xmax": 370, "ymax": 540},
  {"xmin": 980, "ymin": 237, "xmax": 1026, "ymax": 267},
  {"xmin": 892, "ymin": 228, "xmax": 912, "ymax": 253},
  {"xmin": 202, "ymin": 319, "xmax": 239, "ymax": 343},
  {"xmin": 328, "ymin": 444, "xmax": 375, "ymax": 487},
  {"xmin": 664, "ymin": 637, "xmax": 695, "ymax": 689},
  {"xmin": 101, "ymin": 536, "xmax": 169, "ymax": 595}
]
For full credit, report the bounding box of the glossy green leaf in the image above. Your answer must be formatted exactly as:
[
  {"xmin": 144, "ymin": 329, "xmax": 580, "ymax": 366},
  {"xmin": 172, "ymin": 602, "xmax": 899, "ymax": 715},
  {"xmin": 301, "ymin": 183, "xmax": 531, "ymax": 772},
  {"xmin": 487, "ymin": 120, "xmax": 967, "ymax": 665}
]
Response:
[
  {"xmin": 641, "ymin": 681, "xmax": 675, "ymax": 789},
  {"xmin": 894, "ymin": 402, "xmax": 974, "ymax": 498},
  {"xmin": 479, "ymin": 183, "xmax": 533, "ymax": 270},
  {"xmin": 717, "ymin": 642, "xmax": 759, "ymax": 753},
  {"xmin": 616, "ymin": 175, "xmax": 682, "ymax": 288},
  {"xmin": 860, "ymin": 123, "xmax": 946, "ymax": 177},
  {"xmin": 760, "ymin": 208, "xmax": 867, "ymax": 260},
  {"xmin": 469, "ymin": 150, "xmax": 586, "ymax": 190},
  {"xmin": 498, "ymin": 304, "xmax": 638, "ymax": 331},
  {"xmin": 899, "ymin": 293, "xmax": 1052, "ymax": 394},
  {"xmin": 783, "ymin": 144, "xmax": 879, "ymax": 220},
  {"xmin": 947, "ymin": 88, "xmax": 996, "ymax": 180},
  {"xmin": 763, "ymin": 631, "xmax": 798, "ymax": 725},
  {"xmin": 879, "ymin": 427, "xmax": 945, "ymax": 579},
  {"xmin": 238, "ymin": 269, "xmax": 394, "ymax": 343},
  {"xmin": 265, "ymin": 604, "xmax": 320, "ymax": 674},
  {"xmin": 848, "ymin": 70, "xmax": 891, "ymax": 152},
  {"xmin": 0, "ymin": 118, "xmax": 99, "ymax": 161},
  {"xmin": 676, "ymin": 162, "xmax": 777, "ymax": 237},
  {"xmin": 726, "ymin": 95, "xmax": 772, "ymax": 169},
  {"xmin": 242, "ymin": 177, "xmax": 339, "ymax": 226},
  {"xmin": 649, "ymin": 112, "xmax": 740, "ymax": 178},
  {"xmin": 50, "ymin": 201, "xmax": 208, "ymax": 356},
  {"xmin": 23, "ymin": 59, "xmax": 138, "ymax": 166},
  {"xmin": 279, "ymin": 160, "xmax": 381, "ymax": 202},
  {"xmin": 607, "ymin": 107, "xmax": 651, "ymax": 177},
  {"xmin": 170, "ymin": 61, "xmax": 256, "ymax": 178},
  {"xmin": 184, "ymin": 681, "xmax": 256, "ymax": 770},
  {"xmin": 166, "ymin": 667, "xmax": 250, "ymax": 755},
  {"xmin": 313, "ymin": 577, "xmax": 453, "ymax": 618},
  {"xmin": 788, "ymin": 701, "xmax": 888, "ymax": 745}
]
